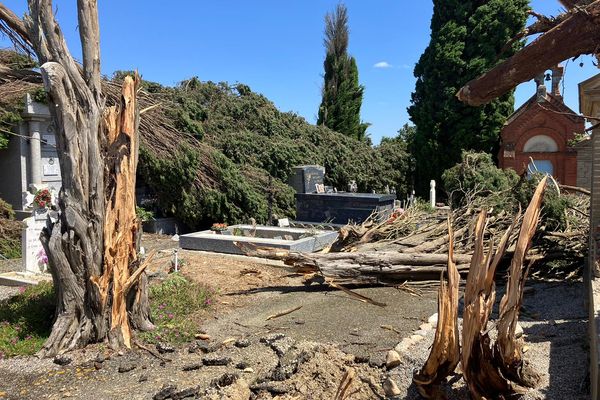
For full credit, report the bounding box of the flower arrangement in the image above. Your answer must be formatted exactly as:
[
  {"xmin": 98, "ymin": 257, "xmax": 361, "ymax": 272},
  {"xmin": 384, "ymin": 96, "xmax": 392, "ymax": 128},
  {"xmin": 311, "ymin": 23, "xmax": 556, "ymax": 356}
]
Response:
[
  {"xmin": 37, "ymin": 248, "xmax": 48, "ymax": 271},
  {"xmin": 387, "ymin": 209, "xmax": 405, "ymax": 224},
  {"xmin": 33, "ymin": 189, "xmax": 52, "ymax": 209},
  {"xmin": 210, "ymin": 222, "xmax": 228, "ymax": 232}
]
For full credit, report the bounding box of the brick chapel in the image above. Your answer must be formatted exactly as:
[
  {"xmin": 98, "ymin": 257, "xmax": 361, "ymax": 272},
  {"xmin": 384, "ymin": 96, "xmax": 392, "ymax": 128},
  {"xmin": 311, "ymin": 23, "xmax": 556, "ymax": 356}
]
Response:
[{"xmin": 498, "ymin": 65, "xmax": 585, "ymax": 186}]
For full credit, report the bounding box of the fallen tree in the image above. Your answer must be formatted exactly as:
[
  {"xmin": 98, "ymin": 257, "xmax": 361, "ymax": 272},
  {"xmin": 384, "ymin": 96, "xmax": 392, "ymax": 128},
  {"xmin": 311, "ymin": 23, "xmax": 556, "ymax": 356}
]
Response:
[
  {"xmin": 457, "ymin": 0, "xmax": 600, "ymax": 106},
  {"xmin": 237, "ymin": 244, "xmax": 472, "ymax": 284},
  {"xmin": 328, "ymin": 153, "xmax": 588, "ymax": 282}
]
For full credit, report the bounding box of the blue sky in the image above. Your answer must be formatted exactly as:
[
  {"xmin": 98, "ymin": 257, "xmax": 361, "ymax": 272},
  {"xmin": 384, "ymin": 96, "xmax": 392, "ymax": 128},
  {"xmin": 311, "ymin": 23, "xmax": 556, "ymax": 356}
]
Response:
[{"xmin": 1, "ymin": 1, "xmax": 597, "ymax": 144}]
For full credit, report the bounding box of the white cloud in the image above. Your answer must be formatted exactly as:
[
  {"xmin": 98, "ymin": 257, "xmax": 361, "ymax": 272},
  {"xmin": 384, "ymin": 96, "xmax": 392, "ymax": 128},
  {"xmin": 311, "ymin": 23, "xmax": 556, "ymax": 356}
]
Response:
[{"xmin": 374, "ymin": 61, "xmax": 392, "ymax": 69}]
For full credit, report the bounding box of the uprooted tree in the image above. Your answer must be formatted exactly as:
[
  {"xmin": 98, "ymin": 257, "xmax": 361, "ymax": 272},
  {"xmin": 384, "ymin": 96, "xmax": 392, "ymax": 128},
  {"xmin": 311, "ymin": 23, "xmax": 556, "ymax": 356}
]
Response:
[{"xmin": 0, "ymin": 1, "xmax": 153, "ymax": 356}]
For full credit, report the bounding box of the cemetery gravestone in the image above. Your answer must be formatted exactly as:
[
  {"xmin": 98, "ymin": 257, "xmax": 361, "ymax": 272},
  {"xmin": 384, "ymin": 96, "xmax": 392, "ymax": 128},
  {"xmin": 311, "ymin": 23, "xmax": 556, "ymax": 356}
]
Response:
[
  {"xmin": 22, "ymin": 208, "xmax": 48, "ymax": 274},
  {"xmin": 289, "ymin": 165, "xmax": 325, "ymax": 194}
]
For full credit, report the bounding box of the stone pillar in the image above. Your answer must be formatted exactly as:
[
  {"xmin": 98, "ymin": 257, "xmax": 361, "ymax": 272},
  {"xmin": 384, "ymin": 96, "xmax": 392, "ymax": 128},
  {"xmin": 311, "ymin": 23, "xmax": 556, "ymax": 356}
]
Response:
[
  {"xmin": 579, "ymin": 73, "xmax": 600, "ymax": 400},
  {"xmin": 588, "ymin": 115, "xmax": 600, "ymax": 278},
  {"xmin": 28, "ymin": 120, "xmax": 42, "ymax": 187},
  {"xmin": 592, "ymin": 127, "xmax": 600, "ymax": 275},
  {"xmin": 429, "ymin": 180, "xmax": 436, "ymax": 208}
]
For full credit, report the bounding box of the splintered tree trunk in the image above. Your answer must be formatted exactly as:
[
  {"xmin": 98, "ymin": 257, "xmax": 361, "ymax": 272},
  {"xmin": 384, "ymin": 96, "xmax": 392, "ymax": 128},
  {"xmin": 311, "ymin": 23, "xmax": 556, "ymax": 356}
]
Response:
[
  {"xmin": 0, "ymin": 0, "xmax": 152, "ymax": 356},
  {"xmin": 461, "ymin": 178, "xmax": 546, "ymax": 398},
  {"xmin": 413, "ymin": 219, "xmax": 460, "ymax": 399},
  {"xmin": 461, "ymin": 210, "xmax": 521, "ymax": 399},
  {"xmin": 494, "ymin": 177, "xmax": 547, "ymax": 387}
]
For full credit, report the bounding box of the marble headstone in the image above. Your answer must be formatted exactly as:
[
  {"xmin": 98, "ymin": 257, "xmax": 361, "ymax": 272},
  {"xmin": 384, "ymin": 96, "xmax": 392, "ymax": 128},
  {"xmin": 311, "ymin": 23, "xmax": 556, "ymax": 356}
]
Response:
[{"xmin": 22, "ymin": 208, "xmax": 49, "ymax": 274}]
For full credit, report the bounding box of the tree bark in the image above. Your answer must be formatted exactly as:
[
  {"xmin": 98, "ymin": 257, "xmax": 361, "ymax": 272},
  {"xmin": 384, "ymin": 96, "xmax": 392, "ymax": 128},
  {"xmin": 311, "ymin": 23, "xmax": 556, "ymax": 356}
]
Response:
[
  {"xmin": 0, "ymin": 0, "xmax": 152, "ymax": 356},
  {"xmin": 413, "ymin": 219, "xmax": 460, "ymax": 399},
  {"xmin": 461, "ymin": 210, "xmax": 524, "ymax": 399},
  {"xmin": 494, "ymin": 177, "xmax": 547, "ymax": 387},
  {"xmin": 237, "ymin": 243, "xmax": 472, "ymax": 283},
  {"xmin": 457, "ymin": 1, "xmax": 600, "ymax": 106}
]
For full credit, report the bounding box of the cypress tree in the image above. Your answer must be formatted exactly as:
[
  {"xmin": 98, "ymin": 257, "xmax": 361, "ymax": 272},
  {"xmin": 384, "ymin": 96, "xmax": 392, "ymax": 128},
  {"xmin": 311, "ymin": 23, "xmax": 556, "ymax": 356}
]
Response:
[
  {"xmin": 408, "ymin": 0, "xmax": 528, "ymax": 195},
  {"xmin": 317, "ymin": 4, "xmax": 367, "ymax": 141}
]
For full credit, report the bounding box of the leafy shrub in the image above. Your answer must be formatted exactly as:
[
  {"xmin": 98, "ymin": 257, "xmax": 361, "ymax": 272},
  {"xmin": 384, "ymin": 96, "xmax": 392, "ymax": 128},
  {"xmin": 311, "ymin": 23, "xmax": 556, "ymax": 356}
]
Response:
[
  {"xmin": 136, "ymin": 207, "xmax": 154, "ymax": 222},
  {"xmin": 0, "ymin": 282, "xmax": 55, "ymax": 357},
  {"xmin": 442, "ymin": 151, "xmax": 519, "ymax": 210},
  {"xmin": 140, "ymin": 273, "xmax": 213, "ymax": 345},
  {"xmin": 0, "ymin": 199, "xmax": 23, "ymax": 259},
  {"xmin": 442, "ymin": 151, "xmax": 578, "ymax": 230}
]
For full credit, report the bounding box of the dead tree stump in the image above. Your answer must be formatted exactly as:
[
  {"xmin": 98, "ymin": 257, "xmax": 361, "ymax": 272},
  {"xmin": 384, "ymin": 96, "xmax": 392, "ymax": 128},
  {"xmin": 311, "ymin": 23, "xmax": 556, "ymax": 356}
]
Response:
[{"xmin": 413, "ymin": 218, "xmax": 460, "ymax": 399}]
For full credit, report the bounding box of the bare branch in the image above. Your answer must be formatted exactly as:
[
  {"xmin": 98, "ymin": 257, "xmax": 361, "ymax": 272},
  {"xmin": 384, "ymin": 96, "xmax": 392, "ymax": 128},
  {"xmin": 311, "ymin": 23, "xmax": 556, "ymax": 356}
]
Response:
[
  {"xmin": 0, "ymin": 3, "xmax": 33, "ymax": 54},
  {"xmin": 77, "ymin": 0, "xmax": 101, "ymax": 97}
]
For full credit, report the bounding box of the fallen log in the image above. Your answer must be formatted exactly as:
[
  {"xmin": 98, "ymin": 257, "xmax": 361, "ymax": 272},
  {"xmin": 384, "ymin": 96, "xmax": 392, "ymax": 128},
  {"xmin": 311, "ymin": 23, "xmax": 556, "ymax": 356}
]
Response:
[
  {"xmin": 457, "ymin": 1, "xmax": 600, "ymax": 106},
  {"xmin": 236, "ymin": 243, "xmax": 472, "ymax": 283}
]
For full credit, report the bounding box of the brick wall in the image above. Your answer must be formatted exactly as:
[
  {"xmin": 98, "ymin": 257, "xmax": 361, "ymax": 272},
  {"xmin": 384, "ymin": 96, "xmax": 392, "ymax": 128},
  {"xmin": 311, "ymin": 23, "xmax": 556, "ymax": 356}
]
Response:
[{"xmin": 499, "ymin": 96, "xmax": 585, "ymax": 186}]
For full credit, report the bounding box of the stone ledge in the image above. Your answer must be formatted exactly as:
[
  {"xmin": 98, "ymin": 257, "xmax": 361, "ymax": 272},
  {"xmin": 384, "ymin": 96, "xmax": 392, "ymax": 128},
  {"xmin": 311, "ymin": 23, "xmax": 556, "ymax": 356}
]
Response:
[{"xmin": 0, "ymin": 271, "xmax": 52, "ymax": 286}]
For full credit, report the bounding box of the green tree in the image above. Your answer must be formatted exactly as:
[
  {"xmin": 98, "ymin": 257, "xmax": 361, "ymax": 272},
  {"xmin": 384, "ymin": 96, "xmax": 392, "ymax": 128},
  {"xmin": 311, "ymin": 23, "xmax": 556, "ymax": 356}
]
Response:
[
  {"xmin": 317, "ymin": 4, "xmax": 367, "ymax": 141},
  {"xmin": 375, "ymin": 124, "xmax": 415, "ymax": 197},
  {"xmin": 408, "ymin": 0, "xmax": 528, "ymax": 195}
]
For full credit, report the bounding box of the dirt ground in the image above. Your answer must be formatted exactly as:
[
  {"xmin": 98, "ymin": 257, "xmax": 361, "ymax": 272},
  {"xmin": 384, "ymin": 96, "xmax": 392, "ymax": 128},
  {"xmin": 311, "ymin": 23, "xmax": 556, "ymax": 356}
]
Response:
[{"xmin": 0, "ymin": 234, "xmax": 590, "ymax": 399}]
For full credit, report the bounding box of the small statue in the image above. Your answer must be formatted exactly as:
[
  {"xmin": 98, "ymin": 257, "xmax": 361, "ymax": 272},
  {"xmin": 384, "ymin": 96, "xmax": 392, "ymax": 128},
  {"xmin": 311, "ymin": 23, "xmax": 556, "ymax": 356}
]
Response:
[{"xmin": 348, "ymin": 180, "xmax": 358, "ymax": 193}]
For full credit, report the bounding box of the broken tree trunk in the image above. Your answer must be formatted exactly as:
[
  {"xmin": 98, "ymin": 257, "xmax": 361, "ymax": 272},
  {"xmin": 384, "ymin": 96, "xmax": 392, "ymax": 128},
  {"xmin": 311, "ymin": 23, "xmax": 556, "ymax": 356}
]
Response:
[
  {"xmin": 457, "ymin": 1, "xmax": 600, "ymax": 106},
  {"xmin": 237, "ymin": 243, "xmax": 472, "ymax": 284},
  {"xmin": 494, "ymin": 177, "xmax": 547, "ymax": 387},
  {"xmin": 461, "ymin": 210, "xmax": 523, "ymax": 399},
  {"xmin": 413, "ymin": 219, "xmax": 460, "ymax": 399},
  {"xmin": 0, "ymin": 0, "xmax": 152, "ymax": 356}
]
